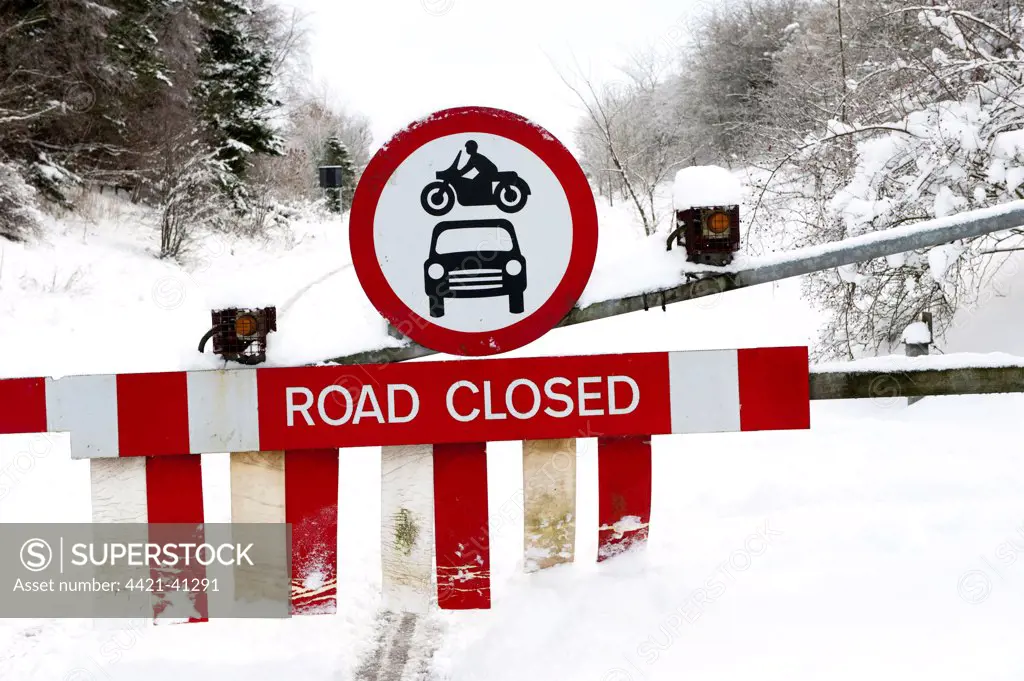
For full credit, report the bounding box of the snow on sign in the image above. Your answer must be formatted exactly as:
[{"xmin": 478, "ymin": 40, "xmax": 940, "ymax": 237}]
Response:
[
  {"xmin": 0, "ymin": 347, "xmax": 811, "ymax": 459},
  {"xmin": 350, "ymin": 106, "xmax": 599, "ymax": 356}
]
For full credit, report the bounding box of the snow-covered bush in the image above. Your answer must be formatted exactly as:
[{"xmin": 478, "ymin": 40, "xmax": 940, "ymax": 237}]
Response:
[
  {"xmin": 805, "ymin": 95, "xmax": 1024, "ymax": 358},
  {"xmin": 0, "ymin": 161, "xmax": 42, "ymax": 243},
  {"xmin": 789, "ymin": 3, "xmax": 1024, "ymax": 359},
  {"xmin": 231, "ymin": 185, "xmax": 296, "ymax": 238},
  {"xmin": 216, "ymin": 157, "xmax": 296, "ymax": 239},
  {"xmin": 153, "ymin": 142, "xmax": 232, "ymax": 260}
]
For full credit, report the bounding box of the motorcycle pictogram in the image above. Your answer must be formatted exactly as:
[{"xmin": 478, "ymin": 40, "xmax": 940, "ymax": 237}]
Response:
[{"xmin": 420, "ymin": 140, "xmax": 531, "ymax": 216}]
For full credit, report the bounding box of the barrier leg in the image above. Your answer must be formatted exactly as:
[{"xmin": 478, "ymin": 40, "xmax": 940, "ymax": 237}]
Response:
[
  {"xmin": 285, "ymin": 448, "xmax": 339, "ymax": 615},
  {"xmin": 381, "ymin": 445, "xmax": 435, "ymax": 614},
  {"xmin": 89, "ymin": 457, "xmax": 149, "ymax": 630},
  {"xmin": 522, "ymin": 439, "xmax": 576, "ymax": 572},
  {"xmin": 597, "ymin": 436, "xmax": 652, "ymax": 561},
  {"xmin": 145, "ymin": 454, "xmax": 207, "ymax": 623},
  {"xmin": 433, "ymin": 442, "xmax": 490, "ymax": 609},
  {"xmin": 229, "ymin": 451, "xmax": 285, "ymax": 611}
]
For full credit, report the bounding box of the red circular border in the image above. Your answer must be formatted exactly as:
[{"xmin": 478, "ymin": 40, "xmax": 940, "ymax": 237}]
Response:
[{"xmin": 350, "ymin": 106, "xmax": 599, "ymax": 356}]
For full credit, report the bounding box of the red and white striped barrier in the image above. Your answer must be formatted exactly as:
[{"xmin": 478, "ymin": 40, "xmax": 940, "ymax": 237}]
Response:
[
  {"xmin": 0, "ymin": 347, "xmax": 810, "ymax": 618},
  {"xmin": 0, "ymin": 347, "xmax": 810, "ymax": 458}
]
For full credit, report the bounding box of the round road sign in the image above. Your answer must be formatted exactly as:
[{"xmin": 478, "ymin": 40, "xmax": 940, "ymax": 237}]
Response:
[{"xmin": 350, "ymin": 106, "xmax": 598, "ymax": 356}]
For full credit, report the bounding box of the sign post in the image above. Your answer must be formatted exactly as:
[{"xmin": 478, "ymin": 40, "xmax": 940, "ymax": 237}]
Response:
[{"xmin": 348, "ymin": 105, "xmax": 601, "ymax": 609}]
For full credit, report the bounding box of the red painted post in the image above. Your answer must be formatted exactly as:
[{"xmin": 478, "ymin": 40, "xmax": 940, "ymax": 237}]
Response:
[
  {"xmin": 433, "ymin": 442, "xmax": 490, "ymax": 609},
  {"xmin": 145, "ymin": 454, "xmax": 207, "ymax": 622},
  {"xmin": 597, "ymin": 436, "xmax": 652, "ymax": 561},
  {"xmin": 285, "ymin": 448, "xmax": 339, "ymax": 615}
]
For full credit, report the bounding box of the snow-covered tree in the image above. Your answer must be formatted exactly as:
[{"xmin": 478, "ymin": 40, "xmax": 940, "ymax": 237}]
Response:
[
  {"xmin": 788, "ymin": 2, "xmax": 1024, "ymax": 358},
  {"xmin": 193, "ymin": 0, "xmax": 283, "ymax": 183},
  {"xmin": 564, "ymin": 57, "xmax": 683, "ymax": 235},
  {"xmin": 255, "ymin": 86, "xmax": 371, "ymax": 203},
  {"xmin": 323, "ymin": 135, "xmax": 356, "ymax": 212}
]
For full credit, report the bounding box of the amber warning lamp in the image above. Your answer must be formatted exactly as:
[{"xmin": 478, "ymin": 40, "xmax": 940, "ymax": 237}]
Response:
[
  {"xmin": 666, "ymin": 166, "xmax": 742, "ymax": 267},
  {"xmin": 198, "ymin": 307, "xmax": 277, "ymax": 365}
]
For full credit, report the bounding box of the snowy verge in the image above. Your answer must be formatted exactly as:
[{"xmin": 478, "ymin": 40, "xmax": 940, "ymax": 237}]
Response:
[
  {"xmin": 3, "ymin": 193, "xmax": 1022, "ymax": 381},
  {"xmin": 811, "ymin": 352, "xmax": 1024, "ymax": 374}
]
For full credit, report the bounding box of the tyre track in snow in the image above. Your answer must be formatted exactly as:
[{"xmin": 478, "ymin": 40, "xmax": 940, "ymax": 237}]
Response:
[{"xmin": 353, "ymin": 610, "xmax": 442, "ymax": 681}]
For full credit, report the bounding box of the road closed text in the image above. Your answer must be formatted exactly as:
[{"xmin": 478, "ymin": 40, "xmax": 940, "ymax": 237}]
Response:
[
  {"xmin": 254, "ymin": 352, "xmax": 682, "ymax": 448},
  {"xmin": 285, "ymin": 375, "xmax": 641, "ymax": 427}
]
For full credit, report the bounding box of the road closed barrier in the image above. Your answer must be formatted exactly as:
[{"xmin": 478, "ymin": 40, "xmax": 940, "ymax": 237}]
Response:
[
  {"xmin": 0, "ymin": 347, "xmax": 810, "ymax": 459},
  {"xmin": 0, "ymin": 346, "xmax": 810, "ymax": 619}
]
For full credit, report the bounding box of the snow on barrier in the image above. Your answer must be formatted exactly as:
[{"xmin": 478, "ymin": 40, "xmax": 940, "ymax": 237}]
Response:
[{"xmin": 0, "ymin": 347, "xmax": 810, "ymax": 619}]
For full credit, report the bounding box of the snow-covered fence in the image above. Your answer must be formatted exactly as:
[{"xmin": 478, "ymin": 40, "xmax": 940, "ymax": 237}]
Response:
[{"xmin": 810, "ymin": 353, "xmax": 1024, "ymax": 401}]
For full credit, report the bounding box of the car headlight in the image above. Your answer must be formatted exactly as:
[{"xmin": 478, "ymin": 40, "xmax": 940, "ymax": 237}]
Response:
[
  {"xmin": 428, "ymin": 263, "xmax": 445, "ymax": 279},
  {"xmin": 505, "ymin": 259, "xmax": 523, "ymax": 276}
]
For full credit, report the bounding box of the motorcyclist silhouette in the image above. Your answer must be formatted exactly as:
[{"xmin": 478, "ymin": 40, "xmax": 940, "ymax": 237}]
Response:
[
  {"xmin": 455, "ymin": 141, "xmax": 498, "ymax": 203},
  {"xmin": 420, "ymin": 139, "xmax": 531, "ymax": 215},
  {"xmin": 460, "ymin": 141, "xmax": 496, "ymax": 180}
]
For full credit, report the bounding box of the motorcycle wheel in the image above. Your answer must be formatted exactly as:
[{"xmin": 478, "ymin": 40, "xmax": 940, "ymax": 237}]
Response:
[
  {"xmin": 495, "ymin": 178, "xmax": 529, "ymax": 213},
  {"xmin": 421, "ymin": 182, "xmax": 455, "ymax": 216}
]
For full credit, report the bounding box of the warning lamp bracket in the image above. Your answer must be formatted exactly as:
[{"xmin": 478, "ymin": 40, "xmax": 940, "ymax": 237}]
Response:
[
  {"xmin": 669, "ymin": 205, "xmax": 741, "ymax": 267},
  {"xmin": 198, "ymin": 306, "xmax": 277, "ymax": 365}
]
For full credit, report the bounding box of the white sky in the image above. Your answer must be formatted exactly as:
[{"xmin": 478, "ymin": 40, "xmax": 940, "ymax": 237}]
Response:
[{"xmin": 276, "ymin": 0, "xmax": 706, "ymax": 155}]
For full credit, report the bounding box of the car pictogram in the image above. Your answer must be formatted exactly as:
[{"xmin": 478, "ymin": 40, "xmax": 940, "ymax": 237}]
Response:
[{"xmin": 424, "ymin": 219, "xmax": 527, "ymax": 318}]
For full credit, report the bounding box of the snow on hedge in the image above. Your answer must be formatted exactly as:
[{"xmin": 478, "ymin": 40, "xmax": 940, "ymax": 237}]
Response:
[
  {"xmin": 672, "ymin": 165, "xmax": 743, "ymax": 211},
  {"xmin": 812, "ymin": 352, "xmax": 1024, "ymax": 374}
]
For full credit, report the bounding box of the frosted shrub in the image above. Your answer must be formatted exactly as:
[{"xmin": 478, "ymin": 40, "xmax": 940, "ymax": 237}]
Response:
[
  {"xmin": 154, "ymin": 142, "xmax": 230, "ymax": 260},
  {"xmin": 787, "ymin": 3, "xmax": 1024, "ymax": 359},
  {"xmin": 0, "ymin": 161, "xmax": 42, "ymax": 243}
]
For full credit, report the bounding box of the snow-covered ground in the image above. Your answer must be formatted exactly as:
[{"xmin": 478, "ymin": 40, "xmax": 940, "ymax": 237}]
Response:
[{"xmin": 3, "ymin": 190, "xmax": 1024, "ymax": 680}]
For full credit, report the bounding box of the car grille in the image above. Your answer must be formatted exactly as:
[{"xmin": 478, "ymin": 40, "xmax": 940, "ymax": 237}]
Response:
[{"xmin": 448, "ymin": 268, "xmax": 504, "ymax": 290}]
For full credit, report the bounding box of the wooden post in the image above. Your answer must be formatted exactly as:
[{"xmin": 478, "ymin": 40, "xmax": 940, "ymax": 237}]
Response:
[
  {"xmin": 522, "ymin": 439, "xmax": 576, "ymax": 572},
  {"xmin": 229, "ymin": 449, "xmax": 339, "ymax": 616},
  {"xmin": 91, "ymin": 454, "xmax": 207, "ymax": 625},
  {"xmin": 380, "ymin": 445, "xmax": 435, "ymax": 614},
  {"xmin": 229, "ymin": 451, "xmax": 286, "ymax": 611},
  {"xmin": 145, "ymin": 455, "xmax": 207, "ymax": 623},
  {"xmin": 90, "ymin": 457, "xmax": 149, "ymax": 630},
  {"xmin": 905, "ymin": 312, "xmax": 933, "ymax": 406}
]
